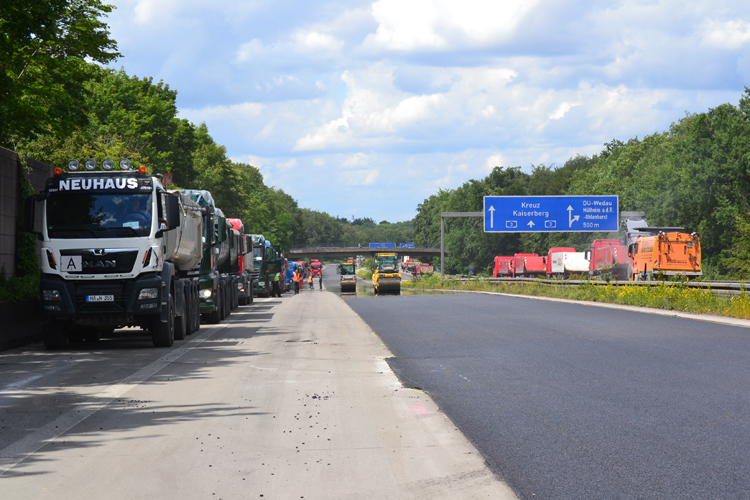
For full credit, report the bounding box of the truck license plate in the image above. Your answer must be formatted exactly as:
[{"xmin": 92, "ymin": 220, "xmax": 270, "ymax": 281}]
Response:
[{"xmin": 86, "ymin": 295, "xmax": 114, "ymax": 302}]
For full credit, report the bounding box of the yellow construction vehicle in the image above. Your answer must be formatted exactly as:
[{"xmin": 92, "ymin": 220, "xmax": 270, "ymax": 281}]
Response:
[
  {"xmin": 339, "ymin": 261, "xmax": 357, "ymax": 293},
  {"xmin": 372, "ymin": 253, "xmax": 401, "ymax": 294}
]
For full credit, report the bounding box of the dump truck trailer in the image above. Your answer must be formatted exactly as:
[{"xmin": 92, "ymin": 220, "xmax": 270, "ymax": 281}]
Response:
[
  {"xmin": 512, "ymin": 253, "xmax": 547, "ymax": 278},
  {"xmin": 493, "ymin": 256, "xmax": 514, "ymax": 277},
  {"xmin": 178, "ymin": 190, "xmax": 230, "ymax": 324}
]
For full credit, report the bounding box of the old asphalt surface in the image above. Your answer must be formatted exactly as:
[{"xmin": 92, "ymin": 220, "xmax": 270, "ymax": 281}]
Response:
[{"xmin": 0, "ymin": 268, "xmax": 515, "ymax": 500}]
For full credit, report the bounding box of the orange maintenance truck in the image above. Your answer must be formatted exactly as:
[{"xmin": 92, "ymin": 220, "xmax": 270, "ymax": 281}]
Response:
[{"xmin": 628, "ymin": 231, "xmax": 702, "ymax": 280}]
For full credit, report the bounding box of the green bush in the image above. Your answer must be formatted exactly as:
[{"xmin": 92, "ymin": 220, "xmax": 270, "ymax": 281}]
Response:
[
  {"xmin": 0, "ymin": 266, "xmax": 39, "ymax": 303},
  {"xmin": 357, "ymin": 269, "xmax": 373, "ymax": 281}
]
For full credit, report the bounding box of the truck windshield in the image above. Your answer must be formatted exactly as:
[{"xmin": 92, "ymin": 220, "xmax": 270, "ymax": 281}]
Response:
[
  {"xmin": 253, "ymin": 246, "xmax": 264, "ymax": 262},
  {"xmin": 46, "ymin": 192, "xmax": 153, "ymax": 238},
  {"xmin": 341, "ymin": 263, "xmax": 355, "ymax": 274}
]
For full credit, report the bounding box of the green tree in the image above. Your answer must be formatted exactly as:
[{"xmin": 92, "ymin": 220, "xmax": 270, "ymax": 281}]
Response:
[{"xmin": 0, "ymin": 0, "xmax": 120, "ymax": 147}]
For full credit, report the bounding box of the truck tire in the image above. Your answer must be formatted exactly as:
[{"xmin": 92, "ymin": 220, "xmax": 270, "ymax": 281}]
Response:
[
  {"xmin": 220, "ymin": 286, "xmax": 228, "ymax": 319},
  {"xmin": 174, "ymin": 290, "xmax": 187, "ymax": 341},
  {"xmin": 185, "ymin": 288, "xmax": 194, "ymax": 336},
  {"xmin": 152, "ymin": 291, "xmax": 175, "ymax": 347},
  {"xmin": 205, "ymin": 289, "xmax": 221, "ymax": 324},
  {"xmin": 42, "ymin": 321, "xmax": 68, "ymax": 350}
]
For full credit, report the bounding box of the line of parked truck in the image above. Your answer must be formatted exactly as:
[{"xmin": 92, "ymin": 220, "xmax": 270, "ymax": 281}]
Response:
[
  {"xmin": 24, "ymin": 159, "xmax": 286, "ymax": 349},
  {"xmin": 493, "ymin": 212, "xmax": 702, "ymax": 281}
]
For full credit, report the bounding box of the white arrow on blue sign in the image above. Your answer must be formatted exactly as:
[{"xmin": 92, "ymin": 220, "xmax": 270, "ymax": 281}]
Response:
[{"xmin": 483, "ymin": 195, "xmax": 619, "ymax": 233}]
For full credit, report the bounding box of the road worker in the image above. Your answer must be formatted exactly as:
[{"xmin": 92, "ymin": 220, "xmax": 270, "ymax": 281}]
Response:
[
  {"xmin": 308, "ymin": 273, "xmax": 313, "ymax": 290},
  {"xmin": 273, "ymin": 272, "xmax": 282, "ymax": 297},
  {"xmin": 293, "ymin": 271, "xmax": 301, "ymax": 294},
  {"xmin": 318, "ymin": 273, "xmax": 323, "ymax": 291}
]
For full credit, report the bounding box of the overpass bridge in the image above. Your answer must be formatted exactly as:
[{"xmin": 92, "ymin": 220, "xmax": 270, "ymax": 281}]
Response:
[{"xmin": 285, "ymin": 246, "xmax": 443, "ymax": 260}]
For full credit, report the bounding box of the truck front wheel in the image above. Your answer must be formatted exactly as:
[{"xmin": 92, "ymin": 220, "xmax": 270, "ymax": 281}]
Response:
[
  {"xmin": 192, "ymin": 285, "xmax": 201, "ymax": 332},
  {"xmin": 152, "ymin": 291, "xmax": 175, "ymax": 347},
  {"xmin": 205, "ymin": 289, "xmax": 221, "ymax": 324},
  {"xmin": 174, "ymin": 290, "xmax": 187, "ymax": 341}
]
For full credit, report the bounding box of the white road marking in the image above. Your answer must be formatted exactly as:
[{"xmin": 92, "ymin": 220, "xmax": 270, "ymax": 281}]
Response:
[{"xmin": 0, "ymin": 361, "xmax": 83, "ymax": 395}]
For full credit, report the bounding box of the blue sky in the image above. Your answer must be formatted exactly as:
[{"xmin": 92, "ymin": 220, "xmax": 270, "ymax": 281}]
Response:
[{"xmin": 106, "ymin": 0, "xmax": 750, "ymax": 222}]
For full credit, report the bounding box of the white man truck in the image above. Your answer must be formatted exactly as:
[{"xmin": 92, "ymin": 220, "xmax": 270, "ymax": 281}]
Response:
[{"xmin": 24, "ymin": 160, "xmax": 203, "ymax": 349}]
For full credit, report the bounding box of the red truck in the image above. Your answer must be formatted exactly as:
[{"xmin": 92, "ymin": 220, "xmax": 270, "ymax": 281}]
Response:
[
  {"xmin": 512, "ymin": 253, "xmax": 547, "ymax": 277},
  {"xmin": 493, "ymin": 256, "xmax": 514, "ymax": 277},
  {"xmin": 310, "ymin": 259, "xmax": 322, "ymax": 277},
  {"xmin": 226, "ymin": 218, "xmax": 255, "ymax": 305},
  {"xmin": 588, "ymin": 239, "xmax": 630, "ymax": 279}
]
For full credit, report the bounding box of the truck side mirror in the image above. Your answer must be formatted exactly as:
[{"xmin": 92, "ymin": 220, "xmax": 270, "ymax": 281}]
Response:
[
  {"xmin": 585, "ymin": 250, "xmax": 591, "ymax": 261},
  {"xmin": 166, "ymin": 193, "xmax": 181, "ymax": 229},
  {"xmin": 217, "ymin": 218, "xmax": 227, "ymax": 242},
  {"xmin": 23, "ymin": 195, "xmax": 43, "ymax": 240}
]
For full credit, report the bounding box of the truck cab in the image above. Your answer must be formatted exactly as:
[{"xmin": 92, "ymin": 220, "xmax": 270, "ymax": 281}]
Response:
[{"xmin": 26, "ymin": 160, "xmax": 194, "ymax": 348}]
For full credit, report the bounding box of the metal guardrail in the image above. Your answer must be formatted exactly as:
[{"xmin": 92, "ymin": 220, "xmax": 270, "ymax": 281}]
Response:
[
  {"xmin": 439, "ymin": 276, "xmax": 748, "ymax": 298},
  {"xmin": 289, "ymin": 244, "xmax": 440, "ymax": 250}
]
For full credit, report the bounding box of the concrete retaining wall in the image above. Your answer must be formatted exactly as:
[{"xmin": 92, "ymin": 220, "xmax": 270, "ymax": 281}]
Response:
[
  {"xmin": 0, "ymin": 147, "xmax": 54, "ymax": 350},
  {"xmin": 0, "ymin": 146, "xmax": 53, "ymax": 276}
]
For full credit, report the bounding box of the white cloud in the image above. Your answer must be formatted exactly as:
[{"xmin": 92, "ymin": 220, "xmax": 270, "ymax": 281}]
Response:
[
  {"xmin": 485, "ymin": 153, "xmax": 505, "ymax": 172},
  {"xmin": 132, "ymin": 0, "xmax": 265, "ymax": 26},
  {"xmin": 342, "ymin": 153, "xmax": 370, "ymax": 167},
  {"xmin": 482, "ymin": 105, "xmax": 496, "ymax": 117},
  {"xmin": 229, "ymin": 154, "xmax": 265, "ymax": 168},
  {"xmin": 181, "ymin": 102, "xmax": 263, "ymax": 121},
  {"xmin": 106, "ymin": 0, "xmax": 750, "ymax": 222},
  {"xmin": 549, "ymin": 102, "xmax": 580, "ymax": 121},
  {"xmin": 364, "ymin": 0, "xmax": 541, "ymax": 52},
  {"xmin": 291, "ymin": 30, "xmax": 344, "ymax": 52},
  {"xmin": 236, "ymin": 30, "xmax": 344, "ymax": 62},
  {"xmin": 702, "ymin": 20, "xmax": 750, "ymax": 50},
  {"xmin": 340, "ymin": 168, "xmax": 380, "ymax": 185},
  {"xmin": 295, "ymin": 66, "xmax": 451, "ymax": 151},
  {"xmin": 277, "ymin": 158, "xmax": 298, "ymax": 170}
]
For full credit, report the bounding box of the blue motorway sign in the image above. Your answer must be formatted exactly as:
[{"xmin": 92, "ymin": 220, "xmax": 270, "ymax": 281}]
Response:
[{"xmin": 483, "ymin": 195, "xmax": 618, "ymax": 233}]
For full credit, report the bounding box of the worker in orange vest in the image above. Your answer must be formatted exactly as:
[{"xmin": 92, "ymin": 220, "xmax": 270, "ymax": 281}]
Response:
[
  {"xmin": 293, "ymin": 271, "xmax": 301, "ymax": 294},
  {"xmin": 308, "ymin": 273, "xmax": 313, "ymax": 290}
]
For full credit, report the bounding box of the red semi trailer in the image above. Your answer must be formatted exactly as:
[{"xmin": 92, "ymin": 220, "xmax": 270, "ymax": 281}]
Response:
[
  {"xmin": 513, "ymin": 253, "xmax": 547, "ymax": 277},
  {"xmin": 493, "ymin": 256, "xmax": 514, "ymax": 277}
]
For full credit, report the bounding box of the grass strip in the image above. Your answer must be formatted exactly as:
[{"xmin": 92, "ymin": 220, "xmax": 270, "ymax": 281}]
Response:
[{"xmin": 403, "ymin": 274, "xmax": 750, "ymax": 320}]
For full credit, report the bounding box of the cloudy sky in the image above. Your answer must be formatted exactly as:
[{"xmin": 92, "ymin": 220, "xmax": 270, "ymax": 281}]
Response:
[{"xmin": 106, "ymin": 0, "xmax": 750, "ymax": 222}]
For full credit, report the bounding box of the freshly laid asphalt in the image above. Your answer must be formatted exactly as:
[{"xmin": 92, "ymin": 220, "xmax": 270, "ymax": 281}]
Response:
[{"xmin": 344, "ymin": 291, "xmax": 750, "ymax": 499}]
